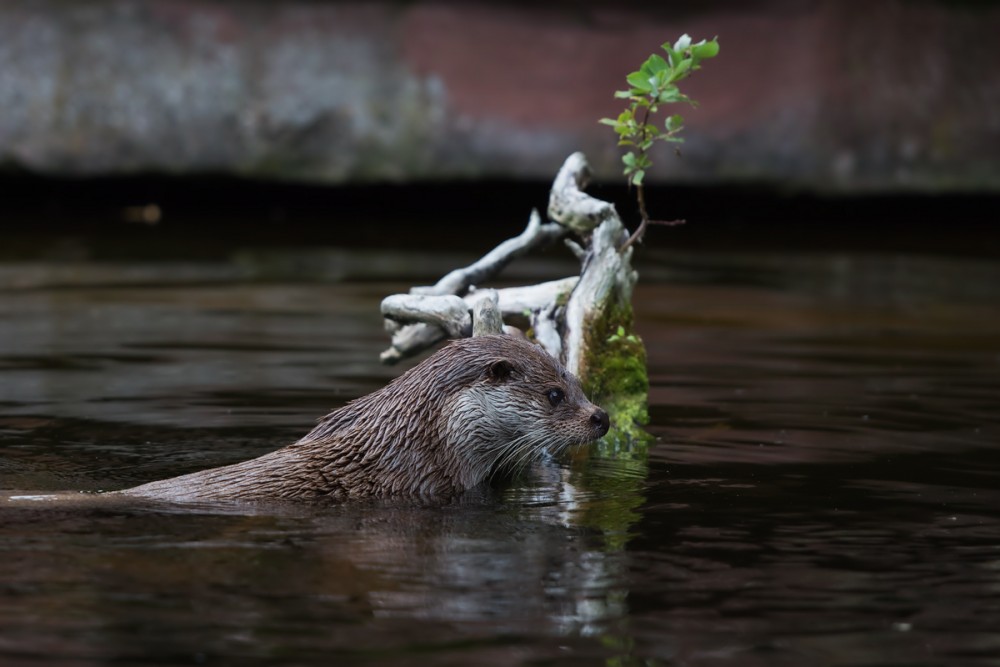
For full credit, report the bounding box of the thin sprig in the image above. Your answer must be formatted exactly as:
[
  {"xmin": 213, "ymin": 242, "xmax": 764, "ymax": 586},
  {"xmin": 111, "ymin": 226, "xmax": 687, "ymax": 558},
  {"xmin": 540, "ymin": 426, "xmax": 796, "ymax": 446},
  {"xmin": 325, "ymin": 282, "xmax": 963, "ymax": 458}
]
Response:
[{"xmin": 599, "ymin": 35, "xmax": 719, "ymax": 250}]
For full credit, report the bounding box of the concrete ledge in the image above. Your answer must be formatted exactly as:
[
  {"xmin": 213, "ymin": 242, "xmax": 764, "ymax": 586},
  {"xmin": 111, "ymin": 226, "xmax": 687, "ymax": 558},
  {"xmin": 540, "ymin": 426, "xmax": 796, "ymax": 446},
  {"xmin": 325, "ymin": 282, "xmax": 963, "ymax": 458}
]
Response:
[{"xmin": 1, "ymin": 1, "xmax": 998, "ymax": 191}]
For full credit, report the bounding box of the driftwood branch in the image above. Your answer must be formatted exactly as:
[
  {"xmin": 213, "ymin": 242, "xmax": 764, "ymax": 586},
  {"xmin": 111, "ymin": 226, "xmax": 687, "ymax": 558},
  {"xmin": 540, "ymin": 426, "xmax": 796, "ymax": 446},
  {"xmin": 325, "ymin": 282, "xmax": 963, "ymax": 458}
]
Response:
[
  {"xmin": 413, "ymin": 208, "xmax": 566, "ymax": 297},
  {"xmin": 379, "ymin": 323, "xmax": 448, "ymax": 364},
  {"xmin": 465, "ymin": 278, "xmax": 578, "ymax": 316},
  {"xmin": 380, "ymin": 278, "xmax": 579, "ymax": 363},
  {"xmin": 380, "ymin": 206, "xmax": 573, "ymax": 363},
  {"xmin": 380, "ymin": 152, "xmax": 636, "ymax": 380},
  {"xmin": 472, "ymin": 290, "xmax": 503, "ymax": 337},
  {"xmin": 531, "ymin": 303, "xmax": 563, "ymax": 360},
  {"xmin": 563, "ymin": 213, "xmax": 635, "ymax": 377},
  {"xmin": 544, "ymin": 152, "xmax": 637, "ymax": 376},
  {"xmin": 548, "ymin": 152, "xmax": 618, "ymax": 236},
  {"xmin": 381, "ymin": 294, "xmax": 471, "ymax": 339}
]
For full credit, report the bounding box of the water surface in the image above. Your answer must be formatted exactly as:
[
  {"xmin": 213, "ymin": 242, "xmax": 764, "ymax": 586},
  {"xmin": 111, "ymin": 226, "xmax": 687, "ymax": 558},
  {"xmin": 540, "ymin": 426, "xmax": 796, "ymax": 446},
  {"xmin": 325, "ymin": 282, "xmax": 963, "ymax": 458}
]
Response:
[{"xmin": 1, "ymin": 248, "xmax": 999, "ymax": 666}]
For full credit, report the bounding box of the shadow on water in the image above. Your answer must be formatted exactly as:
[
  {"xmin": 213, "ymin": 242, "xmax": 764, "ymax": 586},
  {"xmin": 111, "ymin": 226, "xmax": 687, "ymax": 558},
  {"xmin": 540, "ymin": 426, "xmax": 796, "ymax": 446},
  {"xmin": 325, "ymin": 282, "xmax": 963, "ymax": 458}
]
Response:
[{"xmin": 1, "ymin": 242, "xmax": 999, "ymax": 666}]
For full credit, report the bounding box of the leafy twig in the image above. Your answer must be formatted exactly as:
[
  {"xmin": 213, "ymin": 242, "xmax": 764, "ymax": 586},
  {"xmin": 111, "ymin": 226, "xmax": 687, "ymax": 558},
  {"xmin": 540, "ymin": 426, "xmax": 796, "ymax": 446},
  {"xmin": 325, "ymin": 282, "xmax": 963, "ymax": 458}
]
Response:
[{"xmin": 599, "ymin": 34, "xmax": 719, "ymax": 249}]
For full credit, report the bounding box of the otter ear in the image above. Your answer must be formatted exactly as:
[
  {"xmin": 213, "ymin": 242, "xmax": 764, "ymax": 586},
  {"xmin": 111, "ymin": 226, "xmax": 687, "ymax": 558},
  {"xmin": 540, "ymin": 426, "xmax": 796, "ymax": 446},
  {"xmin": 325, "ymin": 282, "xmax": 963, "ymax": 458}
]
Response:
[{"xmin": 487, "ymin": 358, "xmax": 514, "ymax": 382}]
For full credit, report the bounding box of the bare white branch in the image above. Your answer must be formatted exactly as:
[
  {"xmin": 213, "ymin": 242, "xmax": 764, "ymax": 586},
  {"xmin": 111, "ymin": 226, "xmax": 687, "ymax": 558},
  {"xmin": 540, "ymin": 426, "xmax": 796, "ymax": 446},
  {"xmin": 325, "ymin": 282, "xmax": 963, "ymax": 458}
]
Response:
[
  {"xmin": 379, "ymin": 323, "xmax": 447, "ymax": 364},
  {"xmin": 472, "ymin": 290, "xmax": 503, "ymax": 337},
  {"xmin": 532, "ymin": 303, "xmax": 563, "ymax": 360},
  {"xmin": 468, "ymin": 277, "xmax": 578, "ymax": 316},
  {"xmin": 548, "ymin": 152, "xmax": 618, "ymax": 236},
  {"xmin": 412, "ymin": 208, "xmax": 566, "ymax": 297},
  {"xmin": 381, "ymin": 294, "xmax": 471, "ymax": 338},
  {"xmin": 562, "ymin": 215, "xmax": 636, "ymax": 376},
  {"xmin": 379, "ymin": 152, "xmax": 638, "ymax": 374}
]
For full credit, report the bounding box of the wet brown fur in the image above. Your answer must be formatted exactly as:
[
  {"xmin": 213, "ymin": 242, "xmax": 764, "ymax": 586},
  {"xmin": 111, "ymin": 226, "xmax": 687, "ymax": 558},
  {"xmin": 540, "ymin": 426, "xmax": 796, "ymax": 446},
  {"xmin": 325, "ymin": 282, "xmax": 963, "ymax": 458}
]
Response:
[{"xmin": 118, "ymin": 335, "xmax": 609, "ymax": 503}]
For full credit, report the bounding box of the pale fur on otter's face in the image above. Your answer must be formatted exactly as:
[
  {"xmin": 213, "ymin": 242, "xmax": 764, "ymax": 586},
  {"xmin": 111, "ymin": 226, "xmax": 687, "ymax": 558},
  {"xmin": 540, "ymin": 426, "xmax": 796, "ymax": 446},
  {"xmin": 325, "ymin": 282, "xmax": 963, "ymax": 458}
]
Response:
[
  {"xmin": 119, "ymin": 335, "xmax": 609, "ymax": 503},
  {"xmin": 443, "ymin": 346, "xmax": 607, "ymax": 489}
]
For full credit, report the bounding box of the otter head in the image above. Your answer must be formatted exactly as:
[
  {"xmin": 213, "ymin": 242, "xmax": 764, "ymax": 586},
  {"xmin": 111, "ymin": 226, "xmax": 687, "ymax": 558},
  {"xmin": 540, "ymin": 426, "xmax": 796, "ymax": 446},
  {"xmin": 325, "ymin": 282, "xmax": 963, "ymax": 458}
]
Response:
[{"xmin": 442, "ymin": 335, "xmax": 610, "ymax": 488}]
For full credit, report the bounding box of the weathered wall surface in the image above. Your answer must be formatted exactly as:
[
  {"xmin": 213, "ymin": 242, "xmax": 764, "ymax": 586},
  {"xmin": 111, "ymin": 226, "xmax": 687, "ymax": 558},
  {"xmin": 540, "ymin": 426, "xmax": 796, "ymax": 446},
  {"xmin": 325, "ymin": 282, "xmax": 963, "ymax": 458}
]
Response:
[{"xmin": 1, "ymin": 1, "xmax": 998, "ymax": 191}]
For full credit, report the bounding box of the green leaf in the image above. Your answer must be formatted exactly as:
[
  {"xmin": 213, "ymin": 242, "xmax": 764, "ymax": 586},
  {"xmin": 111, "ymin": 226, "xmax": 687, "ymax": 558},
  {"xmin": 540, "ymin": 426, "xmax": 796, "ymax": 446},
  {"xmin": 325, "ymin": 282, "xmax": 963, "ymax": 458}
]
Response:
[
  {"xmin": 691, "ymin": 38, "xmax": 720, "ymax": 60},
  {"xmin": 610, "ymin": 111, "xmax": 633, "ymax": 135},
  {"xmin": 662, "ymin": 45, "xmax": 682, "ymax": 68},
  {"xmin": 626, "ymin": 71, "xmax": 652, "ymax": 93},
  {"xmin": 669, "ymin": 58, "xmax": 693, "ymax": 82},
  {"xmin": 643, "ymin": 53, "xmax": 669, "ymax": 75},
  {"xmin": 652, "ymin": 69, "xmax": 671, "ymax": 90},
  {"xmin": 658, "ymin": 86, "xmax": 682, "ymax": 104},
  {"xmin": 603, "ymin": 34, "xmax": 718, "ymax": 190}
]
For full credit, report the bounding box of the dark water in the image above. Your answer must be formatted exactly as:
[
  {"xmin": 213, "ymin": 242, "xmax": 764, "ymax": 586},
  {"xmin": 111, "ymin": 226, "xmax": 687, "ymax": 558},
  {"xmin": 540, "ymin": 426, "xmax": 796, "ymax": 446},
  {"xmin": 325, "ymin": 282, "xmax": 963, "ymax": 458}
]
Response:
[{"xmin": 1, "ymin": 248, "xmax": 999, "ymax": 666}]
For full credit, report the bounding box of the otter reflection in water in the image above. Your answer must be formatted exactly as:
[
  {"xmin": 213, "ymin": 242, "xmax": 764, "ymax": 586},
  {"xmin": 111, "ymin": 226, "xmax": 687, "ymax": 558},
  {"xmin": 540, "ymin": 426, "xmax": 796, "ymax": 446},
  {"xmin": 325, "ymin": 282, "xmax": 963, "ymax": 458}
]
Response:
[{"xmin": 117, "ymin": 335, "xmax": 610, "ymax": 503}]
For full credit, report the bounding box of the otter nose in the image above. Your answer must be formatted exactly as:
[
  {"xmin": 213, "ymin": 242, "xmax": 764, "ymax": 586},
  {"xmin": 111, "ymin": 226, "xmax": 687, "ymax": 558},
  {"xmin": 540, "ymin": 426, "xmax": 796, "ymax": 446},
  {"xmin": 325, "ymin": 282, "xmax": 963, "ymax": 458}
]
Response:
[{"xmin": 590, "ymin": 408, "xmax": 610, "ymax": 436}]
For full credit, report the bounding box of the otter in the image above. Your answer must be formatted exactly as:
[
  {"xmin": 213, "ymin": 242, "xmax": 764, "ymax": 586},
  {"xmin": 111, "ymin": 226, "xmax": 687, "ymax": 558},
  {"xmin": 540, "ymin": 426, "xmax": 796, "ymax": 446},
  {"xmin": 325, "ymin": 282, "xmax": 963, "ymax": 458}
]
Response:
[{"xmin": 117, "ymin": 335, "xmax": 610, "ymax": 503}]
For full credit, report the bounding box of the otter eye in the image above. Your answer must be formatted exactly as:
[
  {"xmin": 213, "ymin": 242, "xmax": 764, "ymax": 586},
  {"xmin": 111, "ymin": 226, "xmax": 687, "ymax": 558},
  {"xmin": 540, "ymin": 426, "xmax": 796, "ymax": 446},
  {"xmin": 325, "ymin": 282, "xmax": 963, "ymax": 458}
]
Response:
[{"xmin": 546, "ymin": 388, "xmax": 565, "ymax": 407}]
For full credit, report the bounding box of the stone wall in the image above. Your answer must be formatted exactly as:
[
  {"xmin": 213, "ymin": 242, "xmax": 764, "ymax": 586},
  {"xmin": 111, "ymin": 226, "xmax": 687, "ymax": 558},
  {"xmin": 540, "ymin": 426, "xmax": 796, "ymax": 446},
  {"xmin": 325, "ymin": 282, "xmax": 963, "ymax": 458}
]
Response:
[{"xmin": 1, "ymin": 0, "xmax": 998, "ymax": 191}]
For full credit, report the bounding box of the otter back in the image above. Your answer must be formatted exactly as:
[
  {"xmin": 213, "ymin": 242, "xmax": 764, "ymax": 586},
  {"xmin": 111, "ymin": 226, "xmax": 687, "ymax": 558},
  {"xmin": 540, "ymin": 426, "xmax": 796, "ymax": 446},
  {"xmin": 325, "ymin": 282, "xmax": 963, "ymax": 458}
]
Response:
[{"xmin": 118, "ymin": 335, "xmax": 610, "ymax": 503}]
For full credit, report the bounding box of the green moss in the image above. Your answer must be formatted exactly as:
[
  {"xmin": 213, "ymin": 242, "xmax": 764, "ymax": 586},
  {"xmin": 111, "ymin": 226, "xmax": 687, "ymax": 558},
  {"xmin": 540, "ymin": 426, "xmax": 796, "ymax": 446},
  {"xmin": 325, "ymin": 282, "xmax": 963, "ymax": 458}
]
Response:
[{"xmin": 579, "ymin": 299, "xmax": 652, "ymax": 453}]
